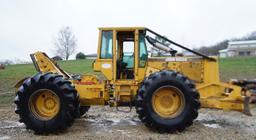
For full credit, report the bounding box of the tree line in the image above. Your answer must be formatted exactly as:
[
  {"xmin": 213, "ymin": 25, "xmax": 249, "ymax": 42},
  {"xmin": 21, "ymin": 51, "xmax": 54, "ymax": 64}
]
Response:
[{"xmin": 194, "ymin": 31, "xmax": 256, "ymax": 56}]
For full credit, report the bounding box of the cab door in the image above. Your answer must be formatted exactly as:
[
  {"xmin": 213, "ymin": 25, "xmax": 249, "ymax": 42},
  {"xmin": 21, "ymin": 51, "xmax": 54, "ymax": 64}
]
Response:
[
  {"xmin": 93, "ymin": 30, "xmax": 114, "ymax": 80},
  {"xmin": 115, "ymin": 30, "xmax": 136, "ymax": 80},
  {"xmin": 135, "ymin": 30, "xmax": 148, "ymax": 82}
]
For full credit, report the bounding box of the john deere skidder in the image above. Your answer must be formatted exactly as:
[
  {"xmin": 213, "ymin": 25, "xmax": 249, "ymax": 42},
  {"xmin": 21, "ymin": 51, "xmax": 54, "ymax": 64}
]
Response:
[{"xmin": 14, "ymin": 27, "xmax": 256, "ymax": 134}]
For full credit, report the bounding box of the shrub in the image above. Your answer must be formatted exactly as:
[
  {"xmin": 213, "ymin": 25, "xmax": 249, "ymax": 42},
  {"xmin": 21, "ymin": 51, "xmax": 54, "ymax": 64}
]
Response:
[{"xmin": 76, "ymin": 52, "xmax": 86, "ymax": 59}]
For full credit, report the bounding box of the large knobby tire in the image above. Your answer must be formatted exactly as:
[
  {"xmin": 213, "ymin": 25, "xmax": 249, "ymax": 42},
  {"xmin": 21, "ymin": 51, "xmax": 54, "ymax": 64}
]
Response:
[
  {"xmin": 135, "ymin": 70, "xmax": 200, "ymax": 133},
  {"xmin": 14, "ymin": 72, "xmax": 79, "ymax": 134}
]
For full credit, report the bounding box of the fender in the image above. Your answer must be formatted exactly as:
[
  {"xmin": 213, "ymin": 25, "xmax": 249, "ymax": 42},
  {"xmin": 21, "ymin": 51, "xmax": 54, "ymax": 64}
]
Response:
[{"xmin": 14, "ymin": 77, "xmax": 29, "ymax": 91}]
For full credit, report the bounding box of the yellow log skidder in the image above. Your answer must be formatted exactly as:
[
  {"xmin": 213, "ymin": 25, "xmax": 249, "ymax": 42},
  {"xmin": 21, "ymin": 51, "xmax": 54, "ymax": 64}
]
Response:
[{"xmin": 14, "ymin": 27, "xmax": 256, "ymax": 134}]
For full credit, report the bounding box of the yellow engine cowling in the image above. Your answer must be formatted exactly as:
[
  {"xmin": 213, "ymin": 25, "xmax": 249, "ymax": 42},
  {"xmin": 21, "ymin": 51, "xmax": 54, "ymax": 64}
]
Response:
[{"xmin": 73, "ymin": 74, "xmax": 109, "ymax": 106}]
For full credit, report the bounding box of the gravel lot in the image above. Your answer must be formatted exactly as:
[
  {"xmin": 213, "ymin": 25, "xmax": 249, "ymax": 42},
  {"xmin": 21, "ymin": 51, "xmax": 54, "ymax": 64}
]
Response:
[{"xmin": 0, "ymin": 104, "xmax": 256, "ymax": 140}]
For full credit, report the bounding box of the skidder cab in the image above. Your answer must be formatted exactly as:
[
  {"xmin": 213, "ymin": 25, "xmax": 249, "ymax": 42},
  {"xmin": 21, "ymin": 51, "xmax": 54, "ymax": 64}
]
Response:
[{"xmin": 14, "ymin": 27, "xmax": 256, "ymax": 134}]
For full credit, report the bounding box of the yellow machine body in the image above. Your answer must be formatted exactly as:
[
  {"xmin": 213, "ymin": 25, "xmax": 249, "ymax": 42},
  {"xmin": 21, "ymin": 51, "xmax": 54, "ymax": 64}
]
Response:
[{"xmin": 19, "ymin": 27, "xmax": 256, "ymax": 115}]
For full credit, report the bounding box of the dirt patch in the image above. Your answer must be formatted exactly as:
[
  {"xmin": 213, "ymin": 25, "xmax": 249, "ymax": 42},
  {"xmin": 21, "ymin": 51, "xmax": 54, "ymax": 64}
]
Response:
[{"xmin": 0, "ymin": 105, "xmax": 256, "ymax": 140}]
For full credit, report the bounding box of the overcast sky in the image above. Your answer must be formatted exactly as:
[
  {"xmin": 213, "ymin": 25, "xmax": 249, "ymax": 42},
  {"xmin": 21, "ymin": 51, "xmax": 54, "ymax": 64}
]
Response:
[{"xmin": 1, "ymin": 0, "xmax": 256, "ymax": 61}]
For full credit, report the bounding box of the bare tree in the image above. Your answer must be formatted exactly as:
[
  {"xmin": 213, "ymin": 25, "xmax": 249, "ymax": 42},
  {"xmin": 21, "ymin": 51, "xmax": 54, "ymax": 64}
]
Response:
[{"xmin": 54, "ymin": 26, "xmax": 77, "ymax": 60}]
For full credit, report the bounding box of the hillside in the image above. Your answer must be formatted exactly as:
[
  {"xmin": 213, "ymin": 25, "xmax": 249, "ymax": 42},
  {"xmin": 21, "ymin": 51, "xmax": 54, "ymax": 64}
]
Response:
[{"xmin": 0, "ymin": 57, "xmax": 256, "ymax": 104}]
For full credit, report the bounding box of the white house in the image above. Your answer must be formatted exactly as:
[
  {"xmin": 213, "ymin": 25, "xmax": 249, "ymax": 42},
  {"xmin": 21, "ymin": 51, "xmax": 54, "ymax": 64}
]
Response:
[{"xmin": 219, "ymin": 40, "xmax": 256, "ymax": 58}]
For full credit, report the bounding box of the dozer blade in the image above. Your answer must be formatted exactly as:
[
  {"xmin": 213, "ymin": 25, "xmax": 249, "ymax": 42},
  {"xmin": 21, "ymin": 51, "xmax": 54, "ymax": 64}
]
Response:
[
  {"xmin": 244, "ymin": 93, "xmax": 256, "ymax": 116},
  {"xmin": 198, "ymin": 81, "xmax": 256, "ymax": 116},
  {"xmin": 243, "ymin": 96, "xmax": 252, "ymax": 116}
]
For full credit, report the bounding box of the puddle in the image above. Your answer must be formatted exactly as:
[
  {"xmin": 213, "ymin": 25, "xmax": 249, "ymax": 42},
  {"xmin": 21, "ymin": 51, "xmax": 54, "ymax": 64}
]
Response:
[
  {"xmin": 85, "ymin": 117, "xmax": 140, "ymax": 128},
  {"xmin": 0, "ymin": 121, "xmax": 24, "ymax": 129},
  {"xmin": 109, "ymin": 118, "xmax": 121, "ymax": 125},
  {"xmin": 105, "ymin": 118, "xmax": 140, "ymax": 126},
  {"xmin": 86, "ymin": 118, "xmax": 98, "ymax": 123},
  {"xmin": 203, "ymin": 123, "xmax": 221, "ymax": 128},
  {"xmin": 127, "ymin": 120, "xmax": 137, "ymax": 126},
  {"xmin": 199, "ymin": 119, "xmax": 222, "ymax": 129},
  {"xmin": 0, "ymin": 136, "xmax": 10, "ymax": 140}
]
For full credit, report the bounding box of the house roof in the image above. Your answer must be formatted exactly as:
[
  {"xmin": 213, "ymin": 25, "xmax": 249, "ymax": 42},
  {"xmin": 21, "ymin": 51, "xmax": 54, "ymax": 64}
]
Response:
[
  {"xmin": 219, "ymin": 49, "xmax": 228, "ymax": 53},
  {"xmin": 229, "ymin": 40, "xmax": 256, "ymax": 45},
  {"xmin": 227, "ymin": 40, "xmax": 256, "ymax": 50},
  {"xmin": 98, "ymin": 27, "xmax": 146, "ymax": 30}
]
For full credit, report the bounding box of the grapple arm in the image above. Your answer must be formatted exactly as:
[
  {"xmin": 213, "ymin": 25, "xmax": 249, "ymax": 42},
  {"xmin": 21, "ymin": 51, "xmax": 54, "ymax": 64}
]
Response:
[{"xmin": 30, "ymin": 52, "xmax": 71, "ymax": 79}]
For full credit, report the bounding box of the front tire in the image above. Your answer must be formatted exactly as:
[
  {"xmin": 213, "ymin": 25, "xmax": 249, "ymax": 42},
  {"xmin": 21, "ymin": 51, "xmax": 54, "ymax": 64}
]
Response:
[
  {"xmin": 14, "ymin": 73, "xmax": 78, "ymax": 134},
  {"xmin": 135, "ymin": 70, "xmax": 200, "ymax": 133}
]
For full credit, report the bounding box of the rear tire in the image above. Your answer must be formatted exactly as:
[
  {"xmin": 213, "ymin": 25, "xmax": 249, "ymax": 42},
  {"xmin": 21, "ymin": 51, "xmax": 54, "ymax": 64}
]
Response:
[
  {"xmin": 135, "ymin": 70, "xmax": 200, "ymax": 133},
  {"xmin": 14, "ymin": 73, "xmax": 79, "ymax": 134}
]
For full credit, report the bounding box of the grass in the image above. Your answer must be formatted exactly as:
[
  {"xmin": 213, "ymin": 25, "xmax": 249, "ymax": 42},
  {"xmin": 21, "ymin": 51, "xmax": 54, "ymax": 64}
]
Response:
[
  {"xmin": 58, "ymin": 59, "xmax": 94, "ymax": 74},
  {"xmin": 0, "ymin": 64, "xmax": 36, "ymax": 93},
  {"xmin": 0, "ymin": 59, "xmax": 94, "ymax": 97},
  {"xmin": 0, "ymin": 57, "xmax": 255, "ymax": 105},
  {"xmin": 219, "ymin": 56, "xmax": 256, "ymax": 81}
]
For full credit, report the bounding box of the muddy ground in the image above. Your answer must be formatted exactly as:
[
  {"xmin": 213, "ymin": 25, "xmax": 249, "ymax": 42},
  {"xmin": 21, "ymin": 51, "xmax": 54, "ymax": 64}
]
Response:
[{"xmin": 0, "ymin": 105, "xmax": 256, "ymax": 140}]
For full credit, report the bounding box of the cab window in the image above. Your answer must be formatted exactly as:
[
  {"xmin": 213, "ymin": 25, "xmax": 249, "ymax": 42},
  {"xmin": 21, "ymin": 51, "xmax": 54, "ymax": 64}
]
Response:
[
  {"xmin": 100, "ymin": 31, "xmax": 113, "ymax": 59},
  {"xmin": 122, "ymin": 41, "xmax": 134, "ymax": 68},
  {"xmin": 139, "ymin": 32, "xmax": 147, "ymax": 67}
]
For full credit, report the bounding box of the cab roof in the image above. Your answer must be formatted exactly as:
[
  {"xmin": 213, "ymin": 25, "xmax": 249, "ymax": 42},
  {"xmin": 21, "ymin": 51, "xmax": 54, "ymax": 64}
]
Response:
[{"xmin": 98, "ymin": 27, "xmax": 146, "ymax": 31}]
